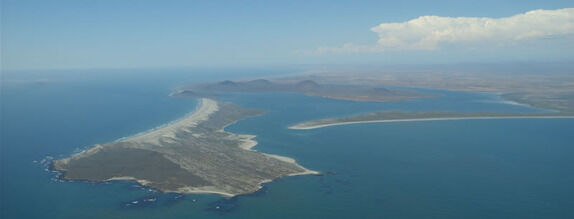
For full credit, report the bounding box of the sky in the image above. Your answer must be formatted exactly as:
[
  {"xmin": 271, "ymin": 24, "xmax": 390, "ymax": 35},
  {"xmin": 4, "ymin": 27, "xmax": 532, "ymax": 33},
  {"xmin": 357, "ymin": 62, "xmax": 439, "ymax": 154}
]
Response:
[{"xmin": 1, "ymin": 0, "xmax": 573, "ymax": 71}]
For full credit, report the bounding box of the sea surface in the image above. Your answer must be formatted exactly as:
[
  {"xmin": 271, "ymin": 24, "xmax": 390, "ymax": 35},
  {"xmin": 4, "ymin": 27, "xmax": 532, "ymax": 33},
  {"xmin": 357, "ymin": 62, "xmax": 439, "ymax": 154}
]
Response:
[{"xmin": 1, "ymin": 69, "xmax": 573, "ymax": 218}]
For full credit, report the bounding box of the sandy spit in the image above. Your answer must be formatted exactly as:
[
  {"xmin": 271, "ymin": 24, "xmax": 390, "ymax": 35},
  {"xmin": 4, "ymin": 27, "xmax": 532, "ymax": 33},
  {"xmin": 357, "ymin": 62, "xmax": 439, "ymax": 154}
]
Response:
[{"xmin": 289, "ymin": 116, "xmax": 574, "ymax": 130}]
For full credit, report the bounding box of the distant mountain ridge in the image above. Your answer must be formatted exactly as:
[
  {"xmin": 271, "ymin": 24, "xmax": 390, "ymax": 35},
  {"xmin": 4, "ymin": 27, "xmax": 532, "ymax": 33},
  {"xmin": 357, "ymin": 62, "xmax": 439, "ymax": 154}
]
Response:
[{"xmin": 175, "ymin": 79, "xmax": 434, "ymax": 102}]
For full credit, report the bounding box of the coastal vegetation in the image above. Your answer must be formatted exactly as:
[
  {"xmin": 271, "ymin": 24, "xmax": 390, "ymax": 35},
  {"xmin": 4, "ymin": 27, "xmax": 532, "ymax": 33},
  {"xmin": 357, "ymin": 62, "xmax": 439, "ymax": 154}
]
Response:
[{"xmin": 53, "ymin": 99, "xmax": 317, "ymax": 197}]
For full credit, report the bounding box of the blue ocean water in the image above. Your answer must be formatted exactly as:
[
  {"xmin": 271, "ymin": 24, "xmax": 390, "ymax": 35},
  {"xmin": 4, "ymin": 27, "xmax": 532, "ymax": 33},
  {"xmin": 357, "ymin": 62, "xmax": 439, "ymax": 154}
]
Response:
[{"xmin": 1, "ymin": 70, "xmax": 573, "ymax": 218}]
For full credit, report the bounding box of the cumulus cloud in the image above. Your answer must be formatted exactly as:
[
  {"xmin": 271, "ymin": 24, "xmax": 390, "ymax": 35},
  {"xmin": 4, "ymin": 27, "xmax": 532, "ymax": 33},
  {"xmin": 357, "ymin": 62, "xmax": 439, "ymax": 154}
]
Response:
[{"xmin": 318, "ymin": 8, "xmax": 574, "ymax": 53}]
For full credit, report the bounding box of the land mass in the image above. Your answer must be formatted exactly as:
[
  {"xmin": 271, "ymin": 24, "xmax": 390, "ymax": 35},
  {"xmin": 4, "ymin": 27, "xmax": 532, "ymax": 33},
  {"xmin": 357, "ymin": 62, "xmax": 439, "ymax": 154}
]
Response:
[
  {"xmin": 289, "ymin": 111, "xmax": 574, "ymax": 130},
  {"xmin": 52, "ymin": 98, "xmax": 317, "ymax": 197},
  {"xmin": 276, "ymin": 64, "xmax": 574, "ymax": 113},
  {"xmin": 173, "ymin": 79, "xmax": 433, "ymax": 102},
  {"xmin": 274, "ymin": 65, "xmax": 574, "ymax": 129}
]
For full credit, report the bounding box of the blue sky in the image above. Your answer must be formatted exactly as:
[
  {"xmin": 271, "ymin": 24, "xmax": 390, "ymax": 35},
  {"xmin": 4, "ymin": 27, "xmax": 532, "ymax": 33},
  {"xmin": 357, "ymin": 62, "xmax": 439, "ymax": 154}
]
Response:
[{"xmin": 1, "ymin": 0, "xmax": 573, "ymax": 70}]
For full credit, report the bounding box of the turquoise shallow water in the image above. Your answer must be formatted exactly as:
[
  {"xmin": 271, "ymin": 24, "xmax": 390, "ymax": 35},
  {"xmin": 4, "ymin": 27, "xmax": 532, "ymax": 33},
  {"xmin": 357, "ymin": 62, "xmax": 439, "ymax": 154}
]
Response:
[{"xmin": 1, "ymin": 70, "xmax": 573, "ymax": 218}]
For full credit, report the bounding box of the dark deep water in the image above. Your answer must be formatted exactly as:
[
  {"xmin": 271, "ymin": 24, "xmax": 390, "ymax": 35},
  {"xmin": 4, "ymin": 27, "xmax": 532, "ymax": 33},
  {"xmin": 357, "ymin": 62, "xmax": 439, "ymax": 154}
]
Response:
[{"xmin": 1, "ymin": 69, "xmax": 573, "ymax": 218}]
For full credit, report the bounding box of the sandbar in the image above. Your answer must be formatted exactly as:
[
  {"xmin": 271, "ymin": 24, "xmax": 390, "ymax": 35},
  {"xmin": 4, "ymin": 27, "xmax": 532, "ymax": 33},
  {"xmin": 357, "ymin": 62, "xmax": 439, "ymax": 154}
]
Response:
[{"xmin": 289, "ymin": 115, "xmax": 574, "ymax": 130}]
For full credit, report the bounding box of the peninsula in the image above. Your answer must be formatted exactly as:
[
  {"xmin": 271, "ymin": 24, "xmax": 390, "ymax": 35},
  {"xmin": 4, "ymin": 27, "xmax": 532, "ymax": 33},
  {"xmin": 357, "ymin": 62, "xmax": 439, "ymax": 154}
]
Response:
[
  {"xmin": 52, "ymin": 98, "xmax": 318, "ymax": 197},
  {"xmin": 289, "ymin": 111, "xmax": 574, "ymax": 130}
]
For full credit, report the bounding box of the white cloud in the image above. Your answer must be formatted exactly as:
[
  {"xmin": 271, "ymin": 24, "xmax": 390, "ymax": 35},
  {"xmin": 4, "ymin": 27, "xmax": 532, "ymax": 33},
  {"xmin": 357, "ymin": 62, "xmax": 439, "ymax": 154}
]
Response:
[{"xmin": 319, "ymin": 8, "xmax": 574, "ymax": 53}]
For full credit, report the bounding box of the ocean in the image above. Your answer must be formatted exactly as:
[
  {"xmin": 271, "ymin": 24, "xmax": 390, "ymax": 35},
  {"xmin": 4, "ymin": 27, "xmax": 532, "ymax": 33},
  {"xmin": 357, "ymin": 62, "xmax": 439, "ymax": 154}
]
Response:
[{"xmin": 1, "ymin": 69, "xmax": 573, "ymax": 218}]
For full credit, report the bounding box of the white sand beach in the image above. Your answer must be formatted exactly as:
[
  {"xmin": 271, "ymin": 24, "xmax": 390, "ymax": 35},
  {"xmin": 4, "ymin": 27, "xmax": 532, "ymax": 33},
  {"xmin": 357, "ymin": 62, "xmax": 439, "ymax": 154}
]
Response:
[{"xmin": 125, "ymin": 98, "xmax": 219, "ymax": 144}]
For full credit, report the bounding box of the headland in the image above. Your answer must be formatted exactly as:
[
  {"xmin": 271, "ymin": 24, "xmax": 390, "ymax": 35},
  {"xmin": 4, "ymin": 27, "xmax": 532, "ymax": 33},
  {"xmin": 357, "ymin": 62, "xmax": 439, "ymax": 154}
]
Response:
[{"xmin": 53, "ymin": 98, "xmax": 318, "ymax": 197}]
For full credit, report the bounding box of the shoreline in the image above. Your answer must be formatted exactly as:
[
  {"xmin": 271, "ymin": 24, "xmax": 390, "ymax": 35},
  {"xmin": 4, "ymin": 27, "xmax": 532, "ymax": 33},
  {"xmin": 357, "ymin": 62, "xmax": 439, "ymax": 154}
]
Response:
[
  {"xmin": 289, "ymin": 115, "xmax": 574, "ymax": 130},
  {"xmin": 104, "ymin": 176, "xmax": 237, "ymax": 197},
  {"xmin": 126, "ymin": 98, "xmax": 218, "ymax": 144},
  {"xmin": 55, "ymin": 97, "xmax": 318, "ymax": 198},
  {"xmin": 220, "ymin": 112, "xmax": 320, "ymax": 178},
  {"xmin": 115, "ymin": 98, "xmax": 205, "ymax": 142},
  {"xmin": 56, "ymin": 98, "xmax": 212, "ymax": 169}
]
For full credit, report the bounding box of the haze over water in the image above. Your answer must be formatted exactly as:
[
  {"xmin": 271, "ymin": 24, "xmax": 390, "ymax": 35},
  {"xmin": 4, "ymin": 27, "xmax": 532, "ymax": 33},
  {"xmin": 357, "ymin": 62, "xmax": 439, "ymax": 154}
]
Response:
[{"xmin": 1, "ymin": 70, "xmax": 573, "ymax": 218}]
